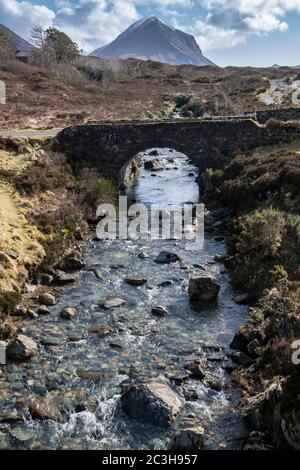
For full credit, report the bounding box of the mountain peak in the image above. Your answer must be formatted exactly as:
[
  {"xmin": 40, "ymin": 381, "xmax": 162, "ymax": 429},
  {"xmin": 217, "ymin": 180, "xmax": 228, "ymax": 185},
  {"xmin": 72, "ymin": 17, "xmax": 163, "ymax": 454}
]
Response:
[{"xmin": 90, "ymin": 17, "xmax": 215, "ymax": 66}]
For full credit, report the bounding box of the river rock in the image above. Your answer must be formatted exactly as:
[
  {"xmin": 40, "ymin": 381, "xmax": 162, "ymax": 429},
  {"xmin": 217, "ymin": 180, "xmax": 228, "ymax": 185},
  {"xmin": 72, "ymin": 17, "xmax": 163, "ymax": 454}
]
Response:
[
  {"xmin": 61, "ymin": 251, "xmax": 85, "ymax": 270},
  {"xmin": 0, "ymin": 408, "xmax": 22, "ymax": 423},
  {"xmin": 60, "ymin": 307, "xmax": 77, "ymax": 320},
  {"xmin": 100, "ymin": 298, "xmax": 126, "ymax": 309},
  {"xmin": 234, "ymin": 293, "xmax": 258, "ymax": 305},
  {"xmin": 9, "ymin": 426, "xmax": 36, "ymax": 443},
  {"xmin": 144, "ymin": 160, "xmax": 163, "ymax": 171},
  {"xmin": 38, "ymin": 293, "xmax": 56, "ymax": 306},
  {"xmin": 172, "ymin": 426, "xmax": 205, "ymax": 450},
  {"xmin": 54, "ymin": 270, "xmax": 77, "ymax": 285},
  {"xmin": 88, "ymin": 324, "xmax": 113, "ymax": 338},
  {"xmin": 7, "ymin": 335, "xmax": 38, "ymax": 360},
  {"xmin": 27, "ymin": 309, "xmax": 38, "ymax": 319},
  {"xmin": 125, "ymin": 276, "xmax": 147, "ymax": 286},
  {"xmin": 148, "ymin": 150, "xmax": 159, "ymax": 157},
  {"xmin": 27, "ymin": 397, "xmax": 63, "ymax": 422},
  {"xmin": 151, "ymin": 306, "xmax": 168, "ymax": 317},
  {"xmin": 184, "ymin": 359, "xmax": 206, "ymax": 380},
  {"xmin": 230, "ymin": 324, "xmax": 264, "ymax": 353},
  {"xmin": 170, "ymin": 372, "xmax": 190, "ymax": 384},
  {"xmin": 158, "ymin": 280, "xmax": 173, "ymax": 287},
  {"xmin": 77, "ymin": 369, "xmax": 101, "ymax": 384},
  {"xmin": 138, "ymin": 252, "xmax": 150, "ymax": 260},
  {"xmin": 40, "ymin": 273, "xmax": 54, "ymax": 285},
  {"xmin": 122, "ymin": 382, "xmax": 185, "ymax": 427},
  {"xmin": 109, "ymin": 342, "xmax": 123, "ymax": 350},
  {"xmin": 155, "ymin": 251, "xmax": 181, "ymax": 264},
  {"xmin": 38, "ymin": 305, "xmax": 50, "ymax": 315},
  {"xmin": 41, "ymin": 335, "xmax": 66, "ymax": 346},
  {"xmin": 188, "ymin": 277, "xmax": 220, "ymax": 302},
  {"xmin": 12, "ymin": 306, "xmax": 27, "ymax": 318},
  {"xmin": 230, "ymin": 351, "xmax": 254, "ymax": 367}
]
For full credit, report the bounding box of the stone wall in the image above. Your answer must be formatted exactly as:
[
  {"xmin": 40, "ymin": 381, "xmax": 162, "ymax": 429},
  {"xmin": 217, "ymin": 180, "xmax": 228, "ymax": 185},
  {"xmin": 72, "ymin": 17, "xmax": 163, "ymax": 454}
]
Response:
[
  {"xmin": 57, "ymin": 119, "xmax": 300, "ymax": 184},
  {"xmin": 257, "ymin": 107, "xmax": 300, "ymax": 124}
]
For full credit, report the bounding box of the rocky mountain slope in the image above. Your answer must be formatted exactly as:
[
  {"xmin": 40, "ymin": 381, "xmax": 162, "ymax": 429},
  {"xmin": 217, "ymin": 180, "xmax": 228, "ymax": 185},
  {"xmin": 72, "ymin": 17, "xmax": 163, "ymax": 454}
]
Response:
[
  {"xmin": 90, "ymin": 16, "xmax": 215, "ymax": 66},
  {"xmin": 0, "ymin": 24, "xmax": 33, "ymax": 55}
]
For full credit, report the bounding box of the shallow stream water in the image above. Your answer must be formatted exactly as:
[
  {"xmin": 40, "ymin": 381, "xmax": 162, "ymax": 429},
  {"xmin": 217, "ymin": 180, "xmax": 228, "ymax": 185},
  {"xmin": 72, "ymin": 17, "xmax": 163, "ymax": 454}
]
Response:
[{"xmin": 0, "ymin": 149, "xmax": 249, "ymax": 450}]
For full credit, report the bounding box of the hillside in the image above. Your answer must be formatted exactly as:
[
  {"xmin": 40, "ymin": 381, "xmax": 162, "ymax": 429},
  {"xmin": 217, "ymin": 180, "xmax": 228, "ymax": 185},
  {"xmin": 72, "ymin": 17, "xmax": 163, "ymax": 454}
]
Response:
[
  {"xmin": 0, "ymin": 24, "xmax": 33, "ymax": 55},
  {"xmin": 0, "ymin": 54, "xmax": 298, "ymax": 130}
]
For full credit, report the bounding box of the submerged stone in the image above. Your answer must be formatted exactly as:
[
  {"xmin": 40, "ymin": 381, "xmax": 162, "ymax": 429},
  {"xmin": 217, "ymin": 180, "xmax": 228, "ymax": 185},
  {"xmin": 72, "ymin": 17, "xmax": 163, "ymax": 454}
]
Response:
[
  {"xmin": 125, "ymin": 276, "xmax": 147, "ymax": 286},
  {"xmin": 10, "ymin": 426, "xmax": 36, "ymax": 443},
  {"xmin": 88, "ymin": 324, "xmax": 113, "ymax": 338},
  {"xmin": 100, "ymin": 298, "xmax": 126, "ymax": 309}
]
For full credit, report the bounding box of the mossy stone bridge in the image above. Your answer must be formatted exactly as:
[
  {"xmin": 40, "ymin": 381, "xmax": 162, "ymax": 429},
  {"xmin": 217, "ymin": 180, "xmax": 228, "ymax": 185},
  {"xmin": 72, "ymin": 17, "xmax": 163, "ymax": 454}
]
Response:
[{"xmin": 56, "ymin": 117, "xmax": 300, "ymax": 184}]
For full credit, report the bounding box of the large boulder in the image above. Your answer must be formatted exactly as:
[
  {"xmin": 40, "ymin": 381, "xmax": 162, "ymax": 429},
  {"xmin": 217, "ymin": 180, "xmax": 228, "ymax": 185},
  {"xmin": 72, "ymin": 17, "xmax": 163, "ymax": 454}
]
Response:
[
  {"xmin": 122, "ymin": 382, "xmax": 185, "ymax": 427},
  {"xmin": 188, "ymin": 277, "xmax": 220, "ymax": 302},
  {"xmin": 7, "ymin": 335, "xmax": 38, "ymax": 360}
]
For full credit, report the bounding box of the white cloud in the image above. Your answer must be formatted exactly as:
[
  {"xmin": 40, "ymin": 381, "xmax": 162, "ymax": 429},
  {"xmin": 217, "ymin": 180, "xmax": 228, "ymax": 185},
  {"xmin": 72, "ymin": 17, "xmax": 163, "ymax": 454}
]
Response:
[
  {"xmin": 174, "ymin": 0, "xmax": 300, "ymax": 50},
  {"xmin": 0, "ymin": 0, "xmax": 55, "ymax": 40},
  {"xmin": 54, "ymin": 0, "xmax": 140, "ymax": 51}
]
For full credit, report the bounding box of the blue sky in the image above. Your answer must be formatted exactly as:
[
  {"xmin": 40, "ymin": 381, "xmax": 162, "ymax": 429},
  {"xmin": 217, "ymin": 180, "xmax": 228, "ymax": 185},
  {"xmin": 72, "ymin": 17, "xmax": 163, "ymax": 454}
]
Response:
[{"xmin": 1, "ymin": 0, "xmax": 300, "ymax": 66}]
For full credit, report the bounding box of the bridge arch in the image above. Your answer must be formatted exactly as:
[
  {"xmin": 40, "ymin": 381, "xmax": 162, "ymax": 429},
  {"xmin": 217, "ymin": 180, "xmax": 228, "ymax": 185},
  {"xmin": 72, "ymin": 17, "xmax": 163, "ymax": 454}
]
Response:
[{"xmin": 56, "ymin": 119, "xmax": 300, "ymax": 184}]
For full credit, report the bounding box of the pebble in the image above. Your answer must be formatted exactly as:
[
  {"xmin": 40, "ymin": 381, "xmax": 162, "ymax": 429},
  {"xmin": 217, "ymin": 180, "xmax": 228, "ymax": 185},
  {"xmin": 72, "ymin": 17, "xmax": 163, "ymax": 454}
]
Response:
[{"xmin": 151, "ymin": 306, "xmax": 168, "ymax": 317}]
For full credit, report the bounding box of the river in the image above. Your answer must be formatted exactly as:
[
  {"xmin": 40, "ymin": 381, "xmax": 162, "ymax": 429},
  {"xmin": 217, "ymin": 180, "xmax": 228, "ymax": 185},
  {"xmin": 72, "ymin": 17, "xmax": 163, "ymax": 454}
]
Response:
[{"xmin": 0, "ymin": 148, "xmax": 248, "ymax": 450}]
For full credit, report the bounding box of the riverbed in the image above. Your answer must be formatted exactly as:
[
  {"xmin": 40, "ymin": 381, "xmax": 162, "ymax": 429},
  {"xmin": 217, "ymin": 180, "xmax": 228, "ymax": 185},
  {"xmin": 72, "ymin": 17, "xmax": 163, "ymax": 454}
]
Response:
[{"xmin": 0, "ymin": 148, "xmax": 248, "ymax": 450}]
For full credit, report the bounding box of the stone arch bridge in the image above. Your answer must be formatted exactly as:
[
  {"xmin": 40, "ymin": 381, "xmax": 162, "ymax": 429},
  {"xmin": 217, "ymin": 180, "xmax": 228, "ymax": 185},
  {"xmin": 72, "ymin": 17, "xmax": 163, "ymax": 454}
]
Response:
[{"xmin": 56, "ymin": 118, "xmax": 300, "ymax": 184}]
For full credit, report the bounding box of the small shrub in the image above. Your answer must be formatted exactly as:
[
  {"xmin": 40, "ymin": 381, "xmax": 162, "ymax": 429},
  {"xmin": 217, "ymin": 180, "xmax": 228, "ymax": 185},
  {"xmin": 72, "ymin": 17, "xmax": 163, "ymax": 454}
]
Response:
[
  {"xmin": 174, "ymin": 94, "xmax": 190, "ymax": 108},
  {"xmin": 0, "ymin": 292, "xmax": 21, "ymax": 319},
  {"xmin": 228, "ymin": 208, "xmax": 300, "ymax": 290},
  {"xmin": 232, "ymin": 208, "xmax": 285, "ymax": 258},
  {"xmin": 78, "ymin": 63, "xmax": 103, "ymax": 82},
  {"xmin": 84, "ymin": 175, "xmax": 117, "ymax": 207}
]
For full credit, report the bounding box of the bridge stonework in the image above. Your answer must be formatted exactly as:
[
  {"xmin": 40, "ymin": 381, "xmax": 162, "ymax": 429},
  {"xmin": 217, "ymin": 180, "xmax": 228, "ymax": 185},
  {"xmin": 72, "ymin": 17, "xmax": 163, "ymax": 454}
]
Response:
[{"xmin": 56, "ymin": 119, "xmax": 300, "ymax": 183}]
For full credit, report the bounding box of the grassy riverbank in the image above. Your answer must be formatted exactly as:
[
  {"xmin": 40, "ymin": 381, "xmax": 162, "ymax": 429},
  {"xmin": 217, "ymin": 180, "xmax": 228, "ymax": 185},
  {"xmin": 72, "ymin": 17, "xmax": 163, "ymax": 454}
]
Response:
[
  {"xmin": 0, "ymin": 136, "xmax": 116, "ymax": 330},
  {"xmin": 201, "ymin": 141, "xmax": 300, "ymax": 449}
]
